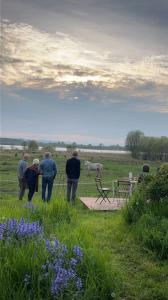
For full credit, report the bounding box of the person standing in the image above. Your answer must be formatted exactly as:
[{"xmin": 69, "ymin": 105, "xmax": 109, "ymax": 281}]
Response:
[
  {"xmin": 24, "ymin": 159, "xmax": 40, "ymax": 207},
  {"xmin": 66, "ymin": 150, "xmax": 80, "ymax": 205},
  {"xmin": 18, "ymin": 153, "xmax": 29, "ymax": 200},
  {"xmin": 39, "ymin": 152, "xmax": 57, "ymax": 202},
  {"xmin": 138, "ymin": 164, "xmax": 150, "ymax": 183}
]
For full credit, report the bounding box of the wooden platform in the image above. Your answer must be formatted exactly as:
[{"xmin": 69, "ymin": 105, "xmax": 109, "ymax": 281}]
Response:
[{"xmin": 80, "ymin": 197, "xmax": 127, "ymax": 211}]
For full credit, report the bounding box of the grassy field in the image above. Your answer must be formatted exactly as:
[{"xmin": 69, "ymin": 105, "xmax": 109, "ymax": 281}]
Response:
[
  {"xmin": 0, "ymin": 151, "xmax": 167, "ymax": 300},
  {"xmin": 0, "ymin": 150, "xmax": 160, "ymax": 197}
]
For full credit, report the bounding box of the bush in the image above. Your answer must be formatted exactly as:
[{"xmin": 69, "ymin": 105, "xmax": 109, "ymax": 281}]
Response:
[
  {"xmin": 159, "ymin": 163, "xmax": 168, "ymax": 176},
  {"xmin": 146, "ymin": 171, "xmax": 168, "ymax": 202},
  {"xmin": 123, "ymin": 163, "xmax": 168, "ymax": 259},
  {"xmin": 123, "ymin": 190, "xmax": 146, "ymax": 224},
  {"xmin": 136, "ymin": 214, "xmax": 168, "ymax": 259}
]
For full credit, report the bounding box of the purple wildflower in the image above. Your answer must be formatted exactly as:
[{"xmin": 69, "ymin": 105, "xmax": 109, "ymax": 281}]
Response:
[
  {"xmin": 76, "ymin": 277, "xmax": 83, "ymax": 290},
  {"xmin": 61, "ymin": 244, "xmax": 68, "ymax": 254},
  {"xmin": 51, "ymin": 267, "xmax": 69, "ymax": 296},
  {"xmin": 70, "ymin": 258, "xmax": 78, "ymax": 268},
  {"xmin": 53, "ymin": 239, "xmax": 59, "ymax": 248},
  {"xmin": 0, "ymin": 218, "xmax": 43, "ymax": 242},
  {"xmin": 73, "ymin": 246, "xmax": 83, "ymax": 260},
  {"xmin": 45, "ymin": 239, "xmax": 50, "ymax": 251},
  {"xmin": 24, "ymin": 273, "xmax": 30, "ymax": 286}
]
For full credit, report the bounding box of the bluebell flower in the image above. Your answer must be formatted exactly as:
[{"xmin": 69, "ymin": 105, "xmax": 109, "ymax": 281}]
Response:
[
  {"xmin": 61, "ymin": 244, "xmax": 68, "ymax": 254},
  {"xmin": 67, "ymin": 268, "xmax": 76, "ymax": 279},
  {"xmin": 24, "ymin": 273, "xmax": 30, "ymax": 286},
  {"xmin": 0, "ymin": 218, "xmax": 43, "ymax": 242},
  {"xmin": 76, "ymin": 277, "xmax": 82, "ymax": 290},
  {"xmin": 73, "ymin": 246, "xmax": 83, "ymax": 260},
  {"xmin": 45, "ymin": 239, "xmax": 50, "ymax": 251},
  {"xmin": 54, "ymin": 239, "xmax": 59, "ymax": 248},
  {"xmin": 70, "ymin": 258, "xmax": 78, "ymax": 268}
]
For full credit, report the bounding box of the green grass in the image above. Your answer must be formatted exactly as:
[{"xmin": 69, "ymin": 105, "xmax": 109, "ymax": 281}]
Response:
[
  {"xmin": 0, "ymin": 151, "xmax": 167, "ymax": 299},
  {"xmin": 0, "ymin": 195, "xmax": 168, "ymax": 299},
  {"xmin": 0, "ymin": 150, "xmax": 160, "ymax": 197}
]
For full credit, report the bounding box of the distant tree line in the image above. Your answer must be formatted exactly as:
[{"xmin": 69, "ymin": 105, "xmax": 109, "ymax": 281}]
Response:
[
  {"xmin": 125, "ymin": 130, "xmax": 168, "ymax": 161},
  {"xmin": 0, "ymin": 138, "xmax": 124, "ymax": 151}
]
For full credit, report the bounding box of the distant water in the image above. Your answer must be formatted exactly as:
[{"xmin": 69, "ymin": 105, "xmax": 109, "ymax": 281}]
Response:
[{"xmin": 0, "ymin": 145, "xmax": 129, "ymax": 154}]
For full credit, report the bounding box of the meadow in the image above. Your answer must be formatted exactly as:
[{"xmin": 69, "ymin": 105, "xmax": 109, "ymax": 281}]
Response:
[
  {"xmin": 0, "ymin": 150, "xmax": 167, "ymax": 300},
  {"xmin": 0, "ymin": 150, "xmax": 160, "ymax": 197}
]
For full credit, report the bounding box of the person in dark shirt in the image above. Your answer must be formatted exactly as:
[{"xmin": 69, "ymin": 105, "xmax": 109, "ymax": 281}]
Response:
[
  {"xmin": 66, "ymin": 151, "xmax": 80, "ymax": 205},
  {"xmin": 138, "ymin": 164, "xmax": 150, "ymax": 183},
  {"xmin": 24, "ymin": 159, "xmax": 40, "ymax": 206}
]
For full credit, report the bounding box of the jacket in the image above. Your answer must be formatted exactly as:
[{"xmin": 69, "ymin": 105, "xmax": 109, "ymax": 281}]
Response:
[
  {"xmin": 24, "ymin": 165, "xmax": 39, "ymax": 191},
  {"xmin": 66, "ymin": 157, "xmax": 80, "ymax": 179},
  {"xmin": 40, "ymin": 159, "xmax": 57, "ymax": 178}
]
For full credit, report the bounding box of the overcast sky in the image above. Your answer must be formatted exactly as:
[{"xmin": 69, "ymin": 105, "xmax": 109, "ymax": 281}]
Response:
[{"xmin": 1, "ymin": 0, "xmax": 168, "ymax": 145}]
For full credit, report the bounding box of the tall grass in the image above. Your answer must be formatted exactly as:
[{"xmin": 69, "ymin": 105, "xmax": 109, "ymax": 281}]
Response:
[{"xmin": 0, "ymin": 197, "xmax": 120, "ymax": 300}]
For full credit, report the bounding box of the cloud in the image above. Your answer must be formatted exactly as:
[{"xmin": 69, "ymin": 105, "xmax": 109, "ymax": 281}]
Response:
[{"xmin": 1, "ymin": 20, "xmax": 168, "ymax": 113}]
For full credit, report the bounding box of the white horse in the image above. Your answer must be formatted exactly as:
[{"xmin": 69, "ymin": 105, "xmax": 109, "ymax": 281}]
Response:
[{"xmin": 84, "ymin": 161, "xmax": 103, "ymax": 177}]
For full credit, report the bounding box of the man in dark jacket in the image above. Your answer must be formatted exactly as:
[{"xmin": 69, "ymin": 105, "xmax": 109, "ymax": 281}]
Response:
[{"xmin": 66, "ymin": 150, "xmax": 80, "ymax": 205}]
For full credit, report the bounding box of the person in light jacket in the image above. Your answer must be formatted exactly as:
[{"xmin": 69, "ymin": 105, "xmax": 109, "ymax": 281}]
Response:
[{"xmin": 39, "ymin": 152, "xmax": 57, "ymax": 202}]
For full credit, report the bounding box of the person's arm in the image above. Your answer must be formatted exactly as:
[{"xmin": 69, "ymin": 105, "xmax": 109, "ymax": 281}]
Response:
[
  {"xmin": 78, "ymin": 160, "xmax": 81, "ymax": 178},
  {"xmin": 39, "ymin": 162, "xmax": 43, "ymax": 175},
  {"xmin": 22, "ymin": 162, "xmax": 28, "ymax": 177},
  {"xmin": 53, "ymin": 161, "xmax": 57, "ymax": 179},
  {"xmin": 24, "ymin": 167, "xmax": 28, "ymax": 180},
  {"xmin": 66, "ymin": 160, "xmax": 69, "ymax": 176}
]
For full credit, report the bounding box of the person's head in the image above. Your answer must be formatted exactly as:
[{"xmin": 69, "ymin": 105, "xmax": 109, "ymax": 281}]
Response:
[
  {"xmin": 45, "ymin": 152, "xmax": 51, "ymax": 159},
  {"xmin": 72, "ymin": 150, "xmax": 78, "ymax": 157},
  {"xmin": 33, "ymin": 158, "xmax": 39, "ymax": 166},
  {"xmin": 23, "ymin": 153, "xmax": 29, "ymax": 161},
  {"xmin": 143, "ymin": 164, "xmax": 150, "ymax": 173}
]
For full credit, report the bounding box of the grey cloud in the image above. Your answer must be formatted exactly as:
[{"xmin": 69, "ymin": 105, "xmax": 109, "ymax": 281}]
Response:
[
  {"xmin": 1, "ymin": 20, "xmax": 168, "ymax": 113},
  {"xmin": 0, "ymin": 56, "xmax": 33, "ymax": 65},
  {"xmin": 2, "ymin": 0, "xmax": 168, "ymax": 58}
]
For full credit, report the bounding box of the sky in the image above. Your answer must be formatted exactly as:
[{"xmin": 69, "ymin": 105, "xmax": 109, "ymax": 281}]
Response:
[{"xmin": 0, "ymin": 0, "xmax": 168, "ymax": 145}]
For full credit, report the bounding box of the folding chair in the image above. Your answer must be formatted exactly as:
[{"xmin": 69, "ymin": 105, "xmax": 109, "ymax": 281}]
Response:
[
  {"xmin": 95, "ymin": 178, "xmax": 111, "ymax": 204},
  {"xmin": 116, "ymin": 180, "xmax": 131, "ymax": 200}
]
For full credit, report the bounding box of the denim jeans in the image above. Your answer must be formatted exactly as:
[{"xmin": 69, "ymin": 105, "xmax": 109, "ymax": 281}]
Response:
[
  {"xmin": 18, "ymin": 177, "xmax": 27, "ymax": 200},
  {"xmin": 42, "ymin": 177, "xmax": 54, "ymax": 202},
  {"xmin": 28, "ymin": 184, "xmax": 36, "ymax": 202},
  {"xmin": 67, "ymin": 178, "xmax": 78, "ymax": 205}
]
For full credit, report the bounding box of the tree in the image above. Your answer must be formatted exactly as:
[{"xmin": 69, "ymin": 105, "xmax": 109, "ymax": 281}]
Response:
[
  {"xmin": 125, "ymin": 130, "xmax": 144, "ymax": 158},
  {"xmin": 22, "ymin": 140, "xmax": 28, "ymax": 150},
  {"xmin": 28, "ymin": 140, "xmax": 39, "ymax": 152},
  {"xmin": 66, "ymin": 144, "xmax": 76, "ymax": 157},
  {"xmin": 43, "ymin": 144, "xmax": 55, "ymax": 154}
]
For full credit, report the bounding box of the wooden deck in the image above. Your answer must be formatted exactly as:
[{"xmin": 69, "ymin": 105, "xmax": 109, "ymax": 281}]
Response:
[{"xmin": 80, "ymin": 197, "xmax": 127, "ymax": 211}]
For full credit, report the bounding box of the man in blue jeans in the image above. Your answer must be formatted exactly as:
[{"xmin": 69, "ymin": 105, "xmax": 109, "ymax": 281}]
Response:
[
  {"xmin": 40, "ymin": 152, "xmax": 57, "ymax": 202},
  {"xmin": 66, "ymin": 150, "xmax": 80, "ymax": 205}
]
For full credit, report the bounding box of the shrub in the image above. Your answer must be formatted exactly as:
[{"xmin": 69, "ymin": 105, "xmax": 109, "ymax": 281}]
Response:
[
  {"xmin": 123, "ymin": 163, "xmax": 168, "ymax": 259},
  {"xmin": 136, "ymin": 214, "xmax": 168, "ymax": 259},
  {"xmin": 146, "ymin": 173, "xmax": 168, "ymax": 202},
  {"xmin": 159, "ymin": 163, "xmax": 168, "ymax": 176},
  {"xmin": 123, "ymin": 190, "xmax": 146, "ymax": 224}
]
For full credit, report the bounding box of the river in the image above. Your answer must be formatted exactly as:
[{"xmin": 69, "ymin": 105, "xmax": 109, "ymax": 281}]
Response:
[{"xmin": 0, "ymin": 145, "xmax": 129, "ymax": 154}]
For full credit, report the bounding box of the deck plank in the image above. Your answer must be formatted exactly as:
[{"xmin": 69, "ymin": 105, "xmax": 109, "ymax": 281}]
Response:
[{"xmin": 80, "ymin": 197, "xmax": 127, "ymax": 211}]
